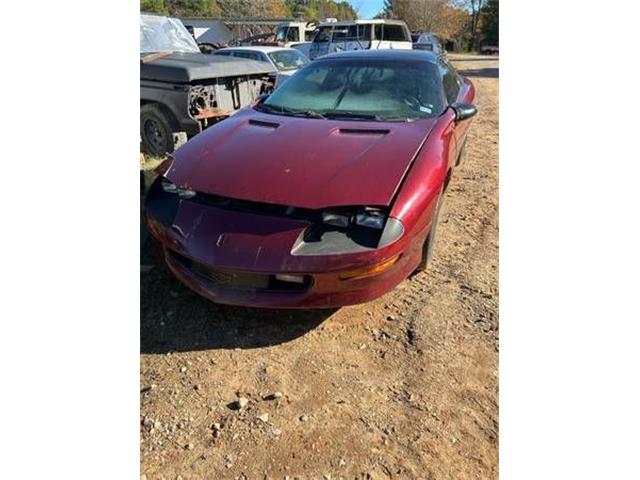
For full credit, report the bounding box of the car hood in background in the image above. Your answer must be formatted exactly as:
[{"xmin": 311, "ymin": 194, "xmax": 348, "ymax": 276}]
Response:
[
  {"xmin": 140, "ymin": 52, "xmax": 276, "ymax": 83},
  {"xmin": 167, "ymin": 109, "xmax": 438, "ymax": 210}
]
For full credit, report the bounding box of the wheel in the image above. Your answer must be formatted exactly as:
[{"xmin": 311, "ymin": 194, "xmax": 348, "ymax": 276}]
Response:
[
  {"xmin": 414, "ymin": 191, "xmax": 444, "ymax": 273},
  {"xmin": 140, "ymin": 104, "xmax": 176, "ymax": 156}
]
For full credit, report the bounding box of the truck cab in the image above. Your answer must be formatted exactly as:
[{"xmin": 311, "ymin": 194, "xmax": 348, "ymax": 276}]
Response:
[
  {"xmin": 273, "ymin": 21, "xmax": 317, "ymax": 47},
  {"xmin": 308, "ymin": 19, "xmax": 412, "ymax": 60}
]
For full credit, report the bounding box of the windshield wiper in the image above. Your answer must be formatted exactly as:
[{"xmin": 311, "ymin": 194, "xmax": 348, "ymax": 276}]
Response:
[
  {"xmin": 255, "ymin": 104, "xmax": 326, "ymax": 119},
  {"xmin": 376, "ymin": 115, "xmax": 417, "ymax": 123},
  {"xmin": 298, "ymin": 110, "xmax": 326, "ymax": 119},
  {"xmin": 324, "ymin": 111, "xmax": 418, "ymax": 122}
]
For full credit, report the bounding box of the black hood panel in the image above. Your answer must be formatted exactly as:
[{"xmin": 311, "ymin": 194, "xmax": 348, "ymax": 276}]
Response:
[{"xmin": 140, "ymin": 52, "xmax": 276, "ymax": 83}]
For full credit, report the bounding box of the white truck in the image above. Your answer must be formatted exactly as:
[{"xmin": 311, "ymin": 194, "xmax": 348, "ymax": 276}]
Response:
[
  {"xmin": 269, "ymin": 21, "xmax": 317, "ymax": 58},
  {"xmin": 273, "ymin": 21, "xmax": 317, "ymax": 47},
  {"xmin": 308, "ymin": 19, "xmax": 412, "ymax": 60}
]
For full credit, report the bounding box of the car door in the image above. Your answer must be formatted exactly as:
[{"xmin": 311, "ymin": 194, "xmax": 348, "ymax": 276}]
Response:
[
  {"xmin": 309, "ymin": 25, "xmax": 333, "ymax": 59},
  {"xmin": 329, "ymin": 24, "xmax": 349, "ymax": 54}
]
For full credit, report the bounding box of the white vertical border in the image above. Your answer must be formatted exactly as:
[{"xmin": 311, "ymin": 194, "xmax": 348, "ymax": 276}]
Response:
[
  {"xmin": 0, "ymin": 0, "xmax": 140, "ymax": 478},
  {"xmin": 502, "ymin": 0, "xmax": 640, "ymax": 478}
]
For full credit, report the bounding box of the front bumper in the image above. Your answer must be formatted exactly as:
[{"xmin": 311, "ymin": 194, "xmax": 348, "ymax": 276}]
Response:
[
  {"xmin": 157, "ymin": 244, "xmax": 415, "ymax": 308},
  {"xmin": 143, "ymin": 187, "xmax": 420, "ymax": 308}
]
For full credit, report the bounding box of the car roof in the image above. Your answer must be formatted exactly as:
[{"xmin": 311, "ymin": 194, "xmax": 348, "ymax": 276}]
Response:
[
  {"xmin": 318, "ymin": 19, "xmax": 408, "ymax": 27},
  {"xmin": 319, "ymin": 49, "xmax": 442, "ymax": 64},
  {"xmin": 218, "ymin": 46, "xmax": 293, "ymax": 54}
]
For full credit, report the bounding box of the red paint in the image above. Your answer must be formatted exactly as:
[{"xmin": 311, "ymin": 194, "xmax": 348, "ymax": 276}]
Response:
[
  {"xmin": 167, "ymin": 109, "xmax": 439, "ymax": 210},
  {"xmin": 145, "ymin": 70, "xmax": 476, "ymax": 308}
]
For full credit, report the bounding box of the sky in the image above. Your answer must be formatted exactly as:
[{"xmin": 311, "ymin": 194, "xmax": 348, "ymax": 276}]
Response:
[{"xmin": 347, "ymin": 0, "xmax": 385, "ymax": 19}]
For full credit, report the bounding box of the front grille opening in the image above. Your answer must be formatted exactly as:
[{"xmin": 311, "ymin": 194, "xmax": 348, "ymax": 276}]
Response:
[
  {"xmin": 192, "ymin": 192, "xmax": 319, "ymax": 222},
  {"xmin": 169, "ymin": 250, "xmax": 311, "ymax": 293},
  {"xmin": 188, "ymin": 193, "xmax": 388, "ymax": 249}
]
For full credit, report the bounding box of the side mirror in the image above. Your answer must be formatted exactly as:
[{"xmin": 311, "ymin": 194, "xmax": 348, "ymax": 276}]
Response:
[{"xmin": 452, "ymin": 103, "xmax": 478, "ymax": 121}]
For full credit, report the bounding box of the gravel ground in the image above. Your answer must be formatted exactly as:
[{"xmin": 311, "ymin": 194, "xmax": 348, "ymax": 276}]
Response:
[{"xmin": 140, "ymin": 55, "xmax": 499, "ymax": 480}]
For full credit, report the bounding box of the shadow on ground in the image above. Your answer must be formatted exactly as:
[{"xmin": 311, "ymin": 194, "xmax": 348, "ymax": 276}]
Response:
[
  {"xmin": 457, "ymin": 67, "xmax": 499, "ymax": 79},
  {"xmin": 140, "ymin": 255, "xmax": 336, "ymax": 354}
]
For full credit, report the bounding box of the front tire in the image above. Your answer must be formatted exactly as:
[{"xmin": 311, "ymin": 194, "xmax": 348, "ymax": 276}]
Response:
[
  {"xmin": 415, "ymin": 191, "xmax": 444, "ymax": 273},
  {"xmin": 140, "ymin": 104, "xmax": 176, "ymax": 156}
]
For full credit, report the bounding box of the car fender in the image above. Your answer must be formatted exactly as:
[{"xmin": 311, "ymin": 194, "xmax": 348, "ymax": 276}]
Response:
[{"xmin": 389, "ymin": 109, "xmax": 457, "ymax": 246}]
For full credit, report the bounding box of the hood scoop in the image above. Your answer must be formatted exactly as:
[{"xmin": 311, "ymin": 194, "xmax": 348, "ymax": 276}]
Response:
[
  {"xmin": 338, "ymin": 127, "xmax": 390, "ymax": 136},
  {"xmin": 248, "ymin": 119, "xmax": 280, "ymax": 129}
]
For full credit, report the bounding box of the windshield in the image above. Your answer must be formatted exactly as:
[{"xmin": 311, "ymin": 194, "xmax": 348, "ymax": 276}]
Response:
[
  {"xmin": 313, "ymin": 26, "xmax": 333, "ymax": 43},
  {"xmin": 268, "ymin": 50, "xmax": 309, "ymax": 71},
  {"xmin": 140, "ymin": 14, "xmax": 200, "ymax": 54},
  {"xmin": 275, "ymin": 26, "xmax": 288, "ymax": 43},
  {"xmin": 275, "ymin": 26, "xmax": 299, "ymax": 43},
  {"xmin": 260, "ymin": 57, "xmax": 445, "ymax": 121}
]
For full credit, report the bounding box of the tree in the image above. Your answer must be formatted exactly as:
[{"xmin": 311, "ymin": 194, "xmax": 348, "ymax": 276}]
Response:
[
  {"xmin": 379, "ymin": 0, "xmax": 393, "ymax": 18},
  {"xmin": 140, "ymin": 0, "xmax": 168, "ymax": 14},
  {"xmin": 480, "ymin": 0, "xmax": 498, "ymax": 46},
  {"xmin": 284, "ymin": 0, "xmax": 356, "ymax": 21},
  {"xmin": 377, "ymin": 0, "xmax": 471, "ymax": 50},
  {"xmin": 335, "ymin": 1, "xmax": 357, "ymax": 20},
  {"xmin": 167, "ymin": 0, "xmax": 221, "ymax": 16},
  {"xmin": 140, "ymin": 0, "xmax": 356, "ymax": 21},
  {"xmin": 455, "ymin": 0, "xmax": 486, "ymax": 50},
  {"xmin": 218, "ymin": 0, "xmax": 289, "ymax": 18}
]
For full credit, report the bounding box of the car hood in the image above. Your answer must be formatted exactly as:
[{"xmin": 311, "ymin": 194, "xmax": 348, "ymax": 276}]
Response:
[
  {"xmin": 140, "ymin": 52, "xmax": 276, "ymax": 83},
  {"xmin": 166, "ymin": 108, "xmax": 438, "ymax": 210}
]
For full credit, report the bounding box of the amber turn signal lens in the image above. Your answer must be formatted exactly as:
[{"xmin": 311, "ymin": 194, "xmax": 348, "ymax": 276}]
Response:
[{"xmin": 339, "ymin": 254, "xmax": 401, "ymax": 280}]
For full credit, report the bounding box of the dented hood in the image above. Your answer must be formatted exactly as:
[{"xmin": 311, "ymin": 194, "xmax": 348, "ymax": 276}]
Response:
[{"xmin": 166, "ymin": 108, "xmax": 437, "ymax": 210}]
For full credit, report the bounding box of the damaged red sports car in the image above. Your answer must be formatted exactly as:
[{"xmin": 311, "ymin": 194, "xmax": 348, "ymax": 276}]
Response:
[{"xmin": 144, "ymin": 50, "xmax": 477, "ymax": 308}]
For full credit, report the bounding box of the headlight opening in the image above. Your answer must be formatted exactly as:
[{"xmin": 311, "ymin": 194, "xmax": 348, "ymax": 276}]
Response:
[{"xmin": 160, "ymin": 178, "xmax": 196, "ymax": 199}]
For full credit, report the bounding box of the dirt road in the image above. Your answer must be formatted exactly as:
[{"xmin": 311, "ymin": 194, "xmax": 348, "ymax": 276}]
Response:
[{"xmin": 141, "ymin": 56, "xmax": 499, "ymax": 480}]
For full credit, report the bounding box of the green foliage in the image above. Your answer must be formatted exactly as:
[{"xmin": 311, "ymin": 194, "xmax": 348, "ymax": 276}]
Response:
[
  {"xmin": 480, "ymin": 0, "xmax": 498, "ymax": 45},
  {"xmin": 140, "ymin": 0, "xmax": 168, "ymax": 14},
  {"xmin": 166, "ymin": 0, "xmax": 221, "ymax": 16},
  {"xmin": 141, "ymin": 0, "xmax": 356, "ymax": 20},
  {"xmin": 285, "ymin": 0, "xmax": 357, "ymax": 21},
  {"xmin": 378, "ymin": 0, "xmax": 393, "ymax": 18}
]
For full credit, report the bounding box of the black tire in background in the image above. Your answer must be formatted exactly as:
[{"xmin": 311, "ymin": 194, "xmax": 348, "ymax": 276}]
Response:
[{"xmin": 140, "ymin": 104, "xmax": 176, "ymax": 156}]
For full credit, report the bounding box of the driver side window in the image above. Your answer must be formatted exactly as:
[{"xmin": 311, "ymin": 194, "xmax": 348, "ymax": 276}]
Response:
[{"xmin": 439, "ymin": 61, "xmax": 461, "ymax": 104}]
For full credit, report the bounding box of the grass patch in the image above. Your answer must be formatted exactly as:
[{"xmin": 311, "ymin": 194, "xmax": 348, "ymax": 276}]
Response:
[{"xmin": 140, "ymin": 153, "xmax": 169, "ymax": 193}]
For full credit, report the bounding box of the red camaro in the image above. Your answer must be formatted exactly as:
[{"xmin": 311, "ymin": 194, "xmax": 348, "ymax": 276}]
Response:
[{"xmin": 144, "ymin": 50, "xmax": 476, "ymax": 308}]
